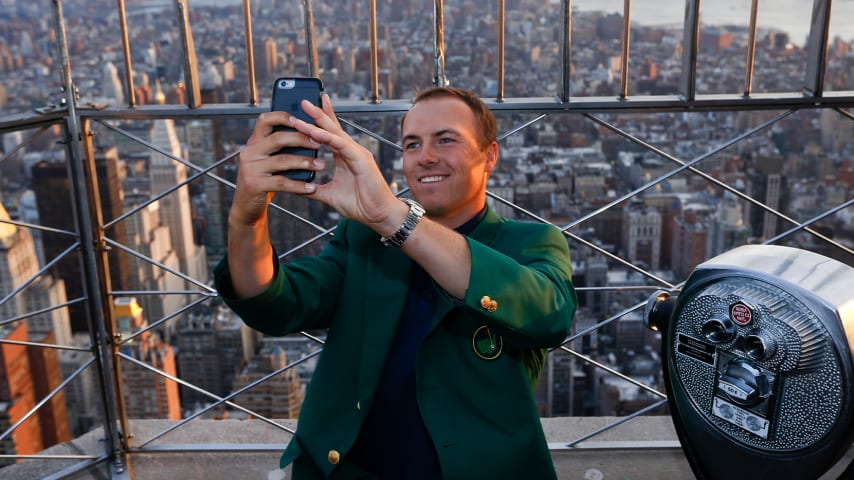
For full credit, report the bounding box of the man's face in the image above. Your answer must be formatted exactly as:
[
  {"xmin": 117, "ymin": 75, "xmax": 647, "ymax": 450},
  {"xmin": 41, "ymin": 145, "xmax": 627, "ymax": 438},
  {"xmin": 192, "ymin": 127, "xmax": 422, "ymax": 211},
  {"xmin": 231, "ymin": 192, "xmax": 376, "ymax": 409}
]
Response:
[{"xmin": 401, "ymin": 95, "xmax": 497, "ymax": 228}]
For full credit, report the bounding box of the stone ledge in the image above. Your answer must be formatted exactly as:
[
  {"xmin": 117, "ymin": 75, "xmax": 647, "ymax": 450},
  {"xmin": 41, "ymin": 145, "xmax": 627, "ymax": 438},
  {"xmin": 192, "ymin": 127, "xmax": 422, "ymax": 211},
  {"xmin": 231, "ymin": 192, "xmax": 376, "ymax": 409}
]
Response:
[{"xmin": 3, "ymin": 416, "xmax": 693, "ymax": 479}]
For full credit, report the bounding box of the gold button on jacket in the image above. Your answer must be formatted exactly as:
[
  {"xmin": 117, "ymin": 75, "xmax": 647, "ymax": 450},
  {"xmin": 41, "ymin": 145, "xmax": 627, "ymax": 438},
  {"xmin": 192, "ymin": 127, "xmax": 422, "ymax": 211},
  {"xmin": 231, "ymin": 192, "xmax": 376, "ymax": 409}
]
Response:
[{"xmin": 327, "ymin": 449, "xmax": 340, "ymax": 465}]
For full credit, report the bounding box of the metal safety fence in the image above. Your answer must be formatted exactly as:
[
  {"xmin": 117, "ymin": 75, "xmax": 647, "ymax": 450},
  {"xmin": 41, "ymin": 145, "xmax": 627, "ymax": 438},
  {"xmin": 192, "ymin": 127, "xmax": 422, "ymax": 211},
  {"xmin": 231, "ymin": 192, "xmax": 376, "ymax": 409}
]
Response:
[{"xmin": 0, "ymin": 0, "xmax": 852, "ymax": 478}]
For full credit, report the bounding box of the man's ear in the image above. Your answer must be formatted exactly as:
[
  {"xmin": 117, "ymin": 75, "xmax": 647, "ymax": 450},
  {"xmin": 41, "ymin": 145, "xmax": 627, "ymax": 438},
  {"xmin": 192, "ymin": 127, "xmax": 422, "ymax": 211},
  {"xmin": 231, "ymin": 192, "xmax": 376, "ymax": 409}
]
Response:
[{"xmin": 484, "ymin": 141, "xmax": 499, "ymax": 173}]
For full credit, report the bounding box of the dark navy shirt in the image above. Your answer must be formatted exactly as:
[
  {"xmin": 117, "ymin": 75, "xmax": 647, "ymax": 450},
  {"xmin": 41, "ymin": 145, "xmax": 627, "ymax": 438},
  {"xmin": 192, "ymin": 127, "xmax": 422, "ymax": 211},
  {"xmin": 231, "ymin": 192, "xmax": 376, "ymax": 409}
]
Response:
[{"xmin": 347, "ymin": 207, "xmax": 487, "ymax": 479}]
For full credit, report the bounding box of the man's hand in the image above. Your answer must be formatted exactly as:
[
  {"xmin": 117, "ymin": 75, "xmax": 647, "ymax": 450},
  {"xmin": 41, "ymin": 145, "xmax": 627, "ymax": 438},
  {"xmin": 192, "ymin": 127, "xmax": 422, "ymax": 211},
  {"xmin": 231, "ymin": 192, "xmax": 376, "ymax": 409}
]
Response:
[{"xmin": 290, "ymin": 94, "xmax": 407, "ymax": 237}]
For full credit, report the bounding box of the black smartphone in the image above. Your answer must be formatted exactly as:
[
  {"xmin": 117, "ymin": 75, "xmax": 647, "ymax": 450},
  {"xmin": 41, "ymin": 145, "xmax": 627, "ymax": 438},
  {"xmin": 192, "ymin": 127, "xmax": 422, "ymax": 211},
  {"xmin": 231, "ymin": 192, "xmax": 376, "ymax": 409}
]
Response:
[{"xmin": 270, "ymin": 77, "xmax": 323, "ymax": 182}]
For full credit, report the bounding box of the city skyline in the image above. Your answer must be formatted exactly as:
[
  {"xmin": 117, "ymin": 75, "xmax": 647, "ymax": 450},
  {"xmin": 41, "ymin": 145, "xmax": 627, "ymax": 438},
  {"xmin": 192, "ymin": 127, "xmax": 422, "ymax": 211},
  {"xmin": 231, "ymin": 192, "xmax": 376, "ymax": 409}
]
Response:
[{"xmin": 0, "ymin": 0, "xmax": 851, "ymax": 474}]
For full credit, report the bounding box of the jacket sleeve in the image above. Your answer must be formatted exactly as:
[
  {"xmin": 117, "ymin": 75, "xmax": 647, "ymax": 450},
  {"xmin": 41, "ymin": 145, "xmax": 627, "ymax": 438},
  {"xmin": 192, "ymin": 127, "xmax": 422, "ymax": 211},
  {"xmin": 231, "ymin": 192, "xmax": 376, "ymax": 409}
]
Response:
[
  {"xmin": 458, "ymin": 221, "xmax": 577, "ymax": 349},
  {"xmin": 213, "ymin": 220, "xmax": 351, "ymax": 336}
]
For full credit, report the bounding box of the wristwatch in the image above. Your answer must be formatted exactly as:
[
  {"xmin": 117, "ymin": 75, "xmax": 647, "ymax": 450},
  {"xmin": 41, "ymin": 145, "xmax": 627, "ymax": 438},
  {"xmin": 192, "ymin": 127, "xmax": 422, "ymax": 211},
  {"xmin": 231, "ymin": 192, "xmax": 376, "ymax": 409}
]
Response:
[{"xmin": 380, "ymin": 197, "xmax": 425, "ymax": 248}]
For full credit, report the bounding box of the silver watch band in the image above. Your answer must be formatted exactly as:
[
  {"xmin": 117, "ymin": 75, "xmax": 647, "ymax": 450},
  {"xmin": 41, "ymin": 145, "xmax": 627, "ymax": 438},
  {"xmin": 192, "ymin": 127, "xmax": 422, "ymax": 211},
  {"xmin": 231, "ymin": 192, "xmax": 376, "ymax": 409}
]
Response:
[{"xmin": 380, "ymin": 198, "xmax": 425, "ymax": 247}]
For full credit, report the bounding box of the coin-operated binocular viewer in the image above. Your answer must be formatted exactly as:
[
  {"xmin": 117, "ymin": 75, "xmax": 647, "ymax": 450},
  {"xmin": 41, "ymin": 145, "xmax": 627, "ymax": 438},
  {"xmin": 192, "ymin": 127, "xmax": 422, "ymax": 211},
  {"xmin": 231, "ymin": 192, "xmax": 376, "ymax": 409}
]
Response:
[{"xmin": 644, "ymin": 245, "xmax": 854, "ymax": 479}]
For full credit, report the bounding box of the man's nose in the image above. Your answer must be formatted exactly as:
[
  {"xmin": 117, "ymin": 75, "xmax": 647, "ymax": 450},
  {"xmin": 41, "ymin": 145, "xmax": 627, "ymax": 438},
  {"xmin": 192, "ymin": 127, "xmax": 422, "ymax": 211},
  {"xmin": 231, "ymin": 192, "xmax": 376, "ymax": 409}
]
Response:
[{"xmin": 418, "ymin": 143, "xmax": 438, "ymax": 165}]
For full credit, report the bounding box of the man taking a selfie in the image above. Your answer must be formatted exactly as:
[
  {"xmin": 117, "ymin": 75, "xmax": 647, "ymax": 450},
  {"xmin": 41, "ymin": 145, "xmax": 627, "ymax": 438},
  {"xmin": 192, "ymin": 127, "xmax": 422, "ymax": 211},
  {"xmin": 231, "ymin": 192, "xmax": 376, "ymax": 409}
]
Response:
[{"xmin": 215, "ymin": 86, "xmax": 577, "ymax": 479}]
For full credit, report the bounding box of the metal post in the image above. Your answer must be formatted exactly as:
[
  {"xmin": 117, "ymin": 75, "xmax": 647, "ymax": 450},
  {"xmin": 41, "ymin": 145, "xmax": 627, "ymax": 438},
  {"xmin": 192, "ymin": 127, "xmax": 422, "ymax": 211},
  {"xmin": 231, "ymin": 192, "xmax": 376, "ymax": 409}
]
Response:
[
  {"xmin": 303, "ymin": 0, "xmax": 319, "ymax": 78},
  {"xmin": 242, "ymin": 0, "xmax": 258, "ymax": 105},
  {"xmin": 497, "ymin": 0, "xmax": 506, "ymax": 101},
  {"xmin": 369, "ymin": 0, "xmax": 380, "ymax": 103},
  {"xmin": 175, "ymin": 0, "xmax": 201, "ymax": 108},
  {"xmin": 51, "ymin": 0, "xmax": 130, "ymax": 477},
  {"xmin": 804, "ymin": 0, "xmax": 832, "ymax": 96},
  {"xmin": 619, "ymin": 0, "xmax": 631, "ymax": 99},
  {"xmin": 680, "ymin": 0, "xmax": 701, "ymax": 101},
  {"xmin": 433, "ymin": 0, "xmax": 448, "ymax": 87},
  {"xmin": 116, "ymin": 0, "xmax": 136, "ymax": 106},
  {"xmin": 560, "ymin": 0, "xmax": 572, "ymax": 103},
  {"xmin": 744, "ymin": 0, "xmax": 759, "ymax": 96}
]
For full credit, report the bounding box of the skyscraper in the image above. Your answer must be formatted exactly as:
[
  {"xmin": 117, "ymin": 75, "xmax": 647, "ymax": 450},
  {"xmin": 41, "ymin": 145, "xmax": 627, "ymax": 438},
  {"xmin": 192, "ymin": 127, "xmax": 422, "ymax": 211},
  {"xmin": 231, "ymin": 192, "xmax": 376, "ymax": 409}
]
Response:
[
  {"xmin": 622, "ymin": 202, "xmax": 662, "ymax": 271},
  {"xmin": 30, "ymin": 147, "xmax": 130, "ymax": 333},
  {"xmin": 175, "ymin": 304, "xmax": 258, "ymax": 411},
  {"xmin": 232, "ymin": 344, "xmax": 304, "ymax": 420},
  {"xmin": 114, "ymin": 297, "xmax": 181, "ymax": 420},
  {"xmin": 147, "ymin": 119, "xmax": 209, "ymax": 286}
]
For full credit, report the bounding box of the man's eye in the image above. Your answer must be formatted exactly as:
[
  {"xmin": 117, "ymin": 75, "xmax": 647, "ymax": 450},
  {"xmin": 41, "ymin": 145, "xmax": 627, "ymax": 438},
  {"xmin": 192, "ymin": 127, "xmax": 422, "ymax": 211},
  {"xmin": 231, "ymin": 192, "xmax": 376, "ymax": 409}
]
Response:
[
  {"xmin": 438, "ymin": 137, "xmax": 454, "ymax": 144},
  {"xmin": 404, "ymin": 142, "xmax": 420, "ymax": 150}
]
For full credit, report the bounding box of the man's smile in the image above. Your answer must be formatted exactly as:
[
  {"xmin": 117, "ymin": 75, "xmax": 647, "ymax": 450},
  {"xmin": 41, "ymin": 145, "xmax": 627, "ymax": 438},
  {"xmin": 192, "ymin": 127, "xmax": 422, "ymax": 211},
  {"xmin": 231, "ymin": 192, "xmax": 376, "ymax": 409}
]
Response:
[{"xmin": 419, "ymin": 175, "xmax": 449, "ymax": 184}]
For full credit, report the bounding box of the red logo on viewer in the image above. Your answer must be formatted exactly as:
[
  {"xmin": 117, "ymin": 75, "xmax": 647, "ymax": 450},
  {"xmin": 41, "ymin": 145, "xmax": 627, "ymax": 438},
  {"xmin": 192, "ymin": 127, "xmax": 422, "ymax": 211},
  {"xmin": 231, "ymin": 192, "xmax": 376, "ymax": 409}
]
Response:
[{"xmin": 730, "ymin": 302, "xmax": 753, "ymax": 326}]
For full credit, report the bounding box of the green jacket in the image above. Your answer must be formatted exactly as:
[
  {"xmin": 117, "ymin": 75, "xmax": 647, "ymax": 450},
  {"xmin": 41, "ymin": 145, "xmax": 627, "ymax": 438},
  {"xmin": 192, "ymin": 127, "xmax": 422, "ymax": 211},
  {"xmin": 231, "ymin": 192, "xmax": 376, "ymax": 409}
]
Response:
[{"xmin": 215, "ymin": 206, "xmax": 577, "ymax": 479}]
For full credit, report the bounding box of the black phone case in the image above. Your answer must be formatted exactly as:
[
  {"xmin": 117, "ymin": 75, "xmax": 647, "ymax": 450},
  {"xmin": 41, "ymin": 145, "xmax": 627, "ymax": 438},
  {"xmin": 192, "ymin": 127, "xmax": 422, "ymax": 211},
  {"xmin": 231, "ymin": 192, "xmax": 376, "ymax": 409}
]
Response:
[{"xmin": 271, "ymin": 77, "xmax": 323, "ymax": 182}]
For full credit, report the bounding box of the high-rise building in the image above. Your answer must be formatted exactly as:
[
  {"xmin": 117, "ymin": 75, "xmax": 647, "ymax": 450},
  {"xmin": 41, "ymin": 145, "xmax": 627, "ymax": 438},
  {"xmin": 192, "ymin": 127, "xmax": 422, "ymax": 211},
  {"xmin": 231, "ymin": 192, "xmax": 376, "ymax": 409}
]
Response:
[
  {"xmin": 622, "ymin": 202, "xmax": 662, "ymax": 271},
  {"xmin": 0, "ymin": 203, "xmax": 73, "ymax": 451},
  {"xmin": 101, "ymin": 61, "xmax": 125, "ymax": 104},
  {"xmin": 26, "ymin": 331, "xmax": 71, "ymax": 447},
  {"xmin": 0, "ymin": 322, "xmax": 41, "ymax": 466},
  {"xmin": 175, "ymin": 304, "xmax": 257, "ymax": 411},
  {"xmin": 672, "ymin": 209, "xmax": 710, "ymax": 280},
  {"xmin": 114, "ymin": 297, "xmax": 181, "ymax": 420},
  {"xmin": 745, "ymin": 152, "xmax": 786, "ymax": 241},
  {"xmin": 58, "ymin": 334, "xmax": 100, "ymax": 437},
  {"xmin": 122, "ymin": 195, "xmax": 184, "ymax": 340},
  {"xmin": 232, "ymin": 344, "xmax": 304, "ymax": 420},
  {"xmin": 30, "ymin": 147, "xmax": 130, "ymax": 333},
  {"xmin": 147, "ymin": 119, "xmax": 209, "ymax": 286},
  {"xmin": 709, "ymin": 192, "xmax": 751, "ymax": 258}
]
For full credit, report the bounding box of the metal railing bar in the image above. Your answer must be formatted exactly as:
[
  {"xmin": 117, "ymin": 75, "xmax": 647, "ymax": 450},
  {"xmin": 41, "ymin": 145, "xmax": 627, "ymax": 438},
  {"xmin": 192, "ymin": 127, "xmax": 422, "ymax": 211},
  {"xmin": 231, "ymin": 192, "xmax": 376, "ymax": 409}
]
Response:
[
  {"xmin": 298, "ymin": 330, "xmax": 327, "ymax": 345},
  {"xmin": 564, "ymin": 399, "xmax": 670, "ymax": 448},
  {"xmin": 561, "ymin": 300, "xmax": 648, "ymax": 346},
  {"xmin": 0, "ymin": 337, "xmax": 92, "ymax": 353},
  {"xmin": 129, "ymin": 444, "xmax": 284, "ymax": 453},
  {"xmin": 584, "ymin": 110, "xmax": 851, "ymax": 254},
  {"xmin": 103, "ymin": 238, "xmax": 214, "ymax": 293},
  {"xmin": 744, "ymin": 0, "xmax": 759, "ymax": 96},
  {"xmin": 0, "ymin": 454, "xmax": 100, "ymax": 460},
  {"xmin": 559, "ymin": 0, "xmax": 571, "ymax": 103},
  {"xmin": 0, "ymin": 125, "xmax": 50, "ymax": 166},
  {"xmin": 563, "ymin": 109, "xmax": 793, "ymax": 232},
  {"xmin": 0, "ymin": 217, "xmax": 78, "ymax": 238},
  {"xmin": 241, "ymin": 0, "xmax": 257, "ymax": 106},
  {"xmin": 432, "ymin": 0, "xmax": 448, "ymax": 87},
  {"xmin": 337, "ymin": 117, "xmax": 402, "ymax": 152},
  {"xmin": 558, "ymin": 345, "xmax": 666, "ymax": 399},
  {"xmin": 575, "ymin": 286, "xmax": 666, "ymax": 292},
  {"xmin": 680, "ymin": 0, "xmax": 700, "ymax": 101},
  {"xmin": 277, "ymin": 225, "xmax": 337, "ymax": 260},
  {"xmin": 0, "ymin": 242, "xmax": 80, "ymax": 306},
  {"xmin": 65, "ymin": 92, "xmax": 854, "ymax": 122},
  {"xmin": 0, "ymin": 110, "xmax": 64, "ymax": 135},
  {"xmin": 368, "ymin": 0, "xmax": 380, "ymax": 103},
  {"xmin": 303, "ymin": 0, "xmax": 319, "ymax": 77},
  {"xmin": 40, "ymin": 455, "xmax": 113, "ymax": 480},
  {"xmin": 765, "ymin": 197, "xmax": 854, "ymax": 251},
  {"xmin": 487, "ymin": 192, "xmax": 676, "ymax": 288},
  {"xmin": 112, "ymin": 290, "xmax": 217, "ymax": 297},
  {"xmin": 804, "ymin": 0, "xmax": 832, "ymax": 96},
  {"xmin": 175, "ymin": 0, "xmax": 201, "ymax": 108},
  {"xmin": 0, "ymin": 297, "xmax": 87, "ymax": 328},
  {"xmin": 619, "ymin": 0, "xmax": 631, "ymax": 99},
  {"xmin": 0, "ymin": 356, "xmax": 97, "ymax": 442},
  {"xmin": 497, "ymin": 0, "xmax": 506, "ymax": 102},
  {"xmin": 124, "ymin": 349, "xmax": 323, "ymax": 447},
  {"xmin": 496, "ymin": 113, "xmax": 548, "ymax": 142},
  {"xmin": 117, "ymin": 295, "xmax": 211, "ymax": 345},
  {"xmin": 115, "ymin": 0, "xmax": 135, "ymax": 107}
]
